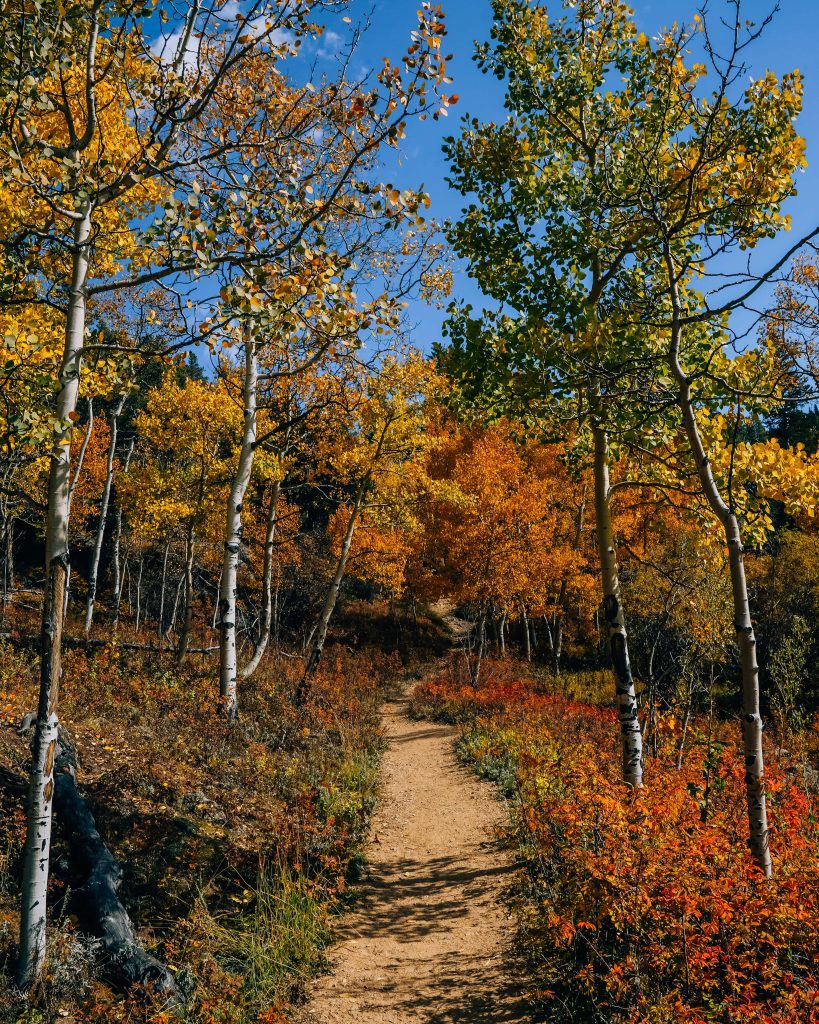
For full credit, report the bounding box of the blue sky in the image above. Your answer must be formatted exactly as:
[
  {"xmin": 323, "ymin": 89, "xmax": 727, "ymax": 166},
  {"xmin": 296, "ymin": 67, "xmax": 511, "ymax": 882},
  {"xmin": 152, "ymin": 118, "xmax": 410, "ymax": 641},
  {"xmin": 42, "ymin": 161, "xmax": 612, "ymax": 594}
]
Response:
[{"xmin": 338, "ymin": 0, "xmax": 819, "ymax": 351}]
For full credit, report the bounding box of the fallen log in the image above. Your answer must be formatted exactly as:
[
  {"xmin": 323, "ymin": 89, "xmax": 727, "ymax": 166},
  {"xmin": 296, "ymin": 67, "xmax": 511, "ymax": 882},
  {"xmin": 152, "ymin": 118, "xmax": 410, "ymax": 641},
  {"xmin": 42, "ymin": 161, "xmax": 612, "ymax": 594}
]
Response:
[
  {"xmin": 67, "ymin": 636, "xmax": 219, "ymax": 654},
  {"xmin": 4, "ymin": 633, "xmax": 218, "ymax": 654},
  {"xmin": 19, "ymin": 715, "xmax": 180, "ymax": 1003}
]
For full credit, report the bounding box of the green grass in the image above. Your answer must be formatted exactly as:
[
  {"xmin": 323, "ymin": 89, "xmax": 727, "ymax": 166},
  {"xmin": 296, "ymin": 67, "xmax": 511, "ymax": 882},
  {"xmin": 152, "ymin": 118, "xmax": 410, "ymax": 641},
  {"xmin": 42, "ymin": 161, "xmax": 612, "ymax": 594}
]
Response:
[{"xmin": 216, "ymin": 862, "xmax": 329, "ymax": 1012}]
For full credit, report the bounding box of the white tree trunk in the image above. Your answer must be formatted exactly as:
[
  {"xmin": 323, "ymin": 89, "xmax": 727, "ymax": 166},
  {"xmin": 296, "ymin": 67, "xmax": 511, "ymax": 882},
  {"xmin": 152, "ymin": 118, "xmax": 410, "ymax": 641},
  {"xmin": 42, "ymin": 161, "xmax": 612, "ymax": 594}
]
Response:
[
  {"xmin": 665, "ymin": 266, "xmax": 772, "ymax": 876},
  {"xmin": 168, "ymin": 572, "xmax": 184, "ymax": 637},
  {"xmin": 2, "ymin": 510, "xmax": 14, "ymax": 606},
  {"xmin": 552, "ymin": 612, "xmax": 563, "ymax": 674},
  {"xmin": 134, "ymin": 556, "xmax": 143, "ymax": 632},
  {"xmin": 552, "ymin": 488, "xmax": 585, "ymax": 675},
  {"xmin": 240, "ymin": 477, "xmax": 281, "ymax": 680},
  {"xmin": 66, "ymin": 397, "xmax": 93, "ymax": 520},
  {"xmin": 218, "ymin": 338, "xmax": 257, "ymax": 719},
  {"xmin": 63, "ymin": 397, "xmax": 93, "ymax": 617},
  {"xmin": 111, "ymin": 437, "xmax": 134, "ymax": 630},
  {"xmin": 592, "ymin": 421, "xmax": 644, "ymax": 787},
  {"xmin": 176, "ymin": 525, "xmax": 195, "ymax": 663},
  {"xmin": 18, "ymin": 203, "xmax": 91, "ymax": 989},
  {"xmin": 522, "ymin": 606, "xmax": 531, "ymax": 662},
  {"xmin": 157, "ymin": 539, "xmax": 170, "ymax": 647},
  {"xmin": 473, "ymin": 601, "xmax": 488, "ymax": 684},
  {"xmin": 212, "ymin": 570, "xmax": 222, "ymax": 630},
  {"xmin": 84, "ymin": 394, "xmax": 125, "ymax": 635},
  {"xmin": 115, "ymin": 558, "xmax": 128, "ymax": 627}
]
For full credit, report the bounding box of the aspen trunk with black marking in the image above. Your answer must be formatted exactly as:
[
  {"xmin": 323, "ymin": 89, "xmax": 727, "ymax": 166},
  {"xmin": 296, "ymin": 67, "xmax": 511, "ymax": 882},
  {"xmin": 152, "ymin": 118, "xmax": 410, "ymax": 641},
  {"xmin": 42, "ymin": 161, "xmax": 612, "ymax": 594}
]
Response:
[
  {"xmin": 552, "ymin": 612, "xmax": 563, "ymax": 674},
  {"xmin": 212, "ymin": 571, "xmax": 222, "ymax": 631},
  {"xmin": 17, "ymin": 203, "xmax": 91, "ymax": 989},
  {"xmin": 84, "ymin": 394, "xmax": 125, "ymax": 635},
  {"xmin": 15, "ymin": 718, "xmax": 179, "ymax": 1000},
  {"xmin": 553, "ymin": 487, "xmax": 585, "ymax": 675},
  {"xmin": 472, "ymin": 601, "xmax": 489, "ymax": 685},
  {"xmin": 168, "ymin": 573, "xmax": 183, "ymax": 637},
  {"xmin": 134, "ymin": 556, "xmax": 143, "ymax": 632},
  {"xmin": 2, "ymin": 512, "xmax": 14, "ymax": 606},
  {"xmin": 592, "ymin": 422, "xmax": 643, "ymax": 787},
  {"xmin": 241, "ymin": 477, "xmax": 281, "ymax": 680},
  {"xmin": 218, "ymin": 338, "xmax": 257, "ymax": 719},
  {"xmin": 543, "ymin": 617, "xmax": 553, "ymax": 654},
  {"xmin": 665, "ymin": 263, "xmax": 771, "ymax": 876},
  {"xmin": 66, "ymin": 398, "xmax": 93, "ymax": 522}
]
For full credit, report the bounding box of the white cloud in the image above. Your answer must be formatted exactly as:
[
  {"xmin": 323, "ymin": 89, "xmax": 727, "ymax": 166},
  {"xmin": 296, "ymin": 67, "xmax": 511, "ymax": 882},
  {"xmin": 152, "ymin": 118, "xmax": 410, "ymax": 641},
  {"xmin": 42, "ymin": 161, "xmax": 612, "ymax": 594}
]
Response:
[
  {"xmin": 316, "ymin": 29, "xmax": 343, "ymax": 60},
  {"xmin": 151, "ymin": 1, "xmax": 293, "ymax": 73}
]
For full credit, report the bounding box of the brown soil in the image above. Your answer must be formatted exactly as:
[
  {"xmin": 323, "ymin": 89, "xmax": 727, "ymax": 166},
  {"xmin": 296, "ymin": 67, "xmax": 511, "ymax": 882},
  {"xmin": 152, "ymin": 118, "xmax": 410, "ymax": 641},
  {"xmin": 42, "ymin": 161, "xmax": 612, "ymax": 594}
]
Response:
[{"xmin": 301, "ymin": 691, "xmax": 532, "ymax": 1024}]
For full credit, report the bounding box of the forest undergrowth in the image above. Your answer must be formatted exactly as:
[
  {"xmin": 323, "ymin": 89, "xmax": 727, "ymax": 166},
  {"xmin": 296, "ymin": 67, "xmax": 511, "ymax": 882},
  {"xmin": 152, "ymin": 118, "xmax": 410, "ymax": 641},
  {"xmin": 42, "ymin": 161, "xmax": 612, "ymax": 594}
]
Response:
[
  {"xmin": 0, "ymin": 604, "xmax": 425, "ymax": 1024},
  {"xmin": 410, "ymin": 657, "xmax": 819, "ymax": 1024}
]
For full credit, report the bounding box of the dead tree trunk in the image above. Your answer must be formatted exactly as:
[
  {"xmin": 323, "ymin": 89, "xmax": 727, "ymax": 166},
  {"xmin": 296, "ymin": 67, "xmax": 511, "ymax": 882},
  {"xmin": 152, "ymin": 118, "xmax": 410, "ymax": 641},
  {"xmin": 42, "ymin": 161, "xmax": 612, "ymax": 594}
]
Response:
[
  {"xmin": 241, "ymin": 478, "xmax": 281, "ymax": 680},
  {"xmin": 84, "ymin": 394, "xmax": 126, "ymax": 635},
  {"xmin": 299, "ymin": 480, "xmax": 367, "ymax": 701},
  {"xmin": 37, "ymin": 721, "xmax": 178, "ymax": 999}
]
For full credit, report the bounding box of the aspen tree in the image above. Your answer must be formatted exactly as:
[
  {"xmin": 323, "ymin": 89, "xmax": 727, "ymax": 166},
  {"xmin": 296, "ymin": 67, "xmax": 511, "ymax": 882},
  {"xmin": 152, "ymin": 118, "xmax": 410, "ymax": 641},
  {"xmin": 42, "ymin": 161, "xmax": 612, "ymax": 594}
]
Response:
[
  {"xmin": 118, "ymin": 373, "xmax": 243, "ymax": 660},
  {"xmin": 1, "ymin": 0, "xmax": 346, "ymax": 985},
  {"xmin": 443, "ymin": 0, "xmax": 667, "ymax": 782},
  {"xmin": 191, "ymin": 13, "xmax": 455, "ymax": 715},
  {"xmin": 532, "ymin": 0, "xmax": 818, "ymax": 868},
  {"xmin": 406, "ymin": 422, "xmax": 593, "ymax": 666},
  {"xmin": 585, "ymin": 0, "xmax": 817, "ymax": 870},
  {"xmin": 240, "ymin": 478, "xmax": 284, "ymax": 679},
  {"xmin": 218, "ymin": 333, "xmax": 258, "ymax": 718}
]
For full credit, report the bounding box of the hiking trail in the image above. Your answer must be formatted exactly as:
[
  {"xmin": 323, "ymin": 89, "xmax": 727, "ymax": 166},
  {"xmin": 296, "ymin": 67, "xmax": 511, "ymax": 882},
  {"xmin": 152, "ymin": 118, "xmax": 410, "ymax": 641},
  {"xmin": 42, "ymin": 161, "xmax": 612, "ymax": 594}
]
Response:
[{"xmin": 301, "ymin": 683, "xmax": 531, "ymax": 1024}]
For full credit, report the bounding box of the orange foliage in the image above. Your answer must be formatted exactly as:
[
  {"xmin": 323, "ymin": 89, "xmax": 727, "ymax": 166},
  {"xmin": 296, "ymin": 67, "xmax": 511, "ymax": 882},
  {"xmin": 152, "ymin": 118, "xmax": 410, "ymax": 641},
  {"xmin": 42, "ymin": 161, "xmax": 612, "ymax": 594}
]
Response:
[
  {"xmin": 0, "ymin": 637, "xmax": 396, "ymax": 1023},
  {"xmin": 411, "ymin": 423, "xmax": 597, "ymax": 622},
  {"xmin": 330, "ymin": 505, "xmax": 415, "ymax": 596},
  {"xmin": 412, "ymin": 664, "xmax": 819, "ymax": 1024}
]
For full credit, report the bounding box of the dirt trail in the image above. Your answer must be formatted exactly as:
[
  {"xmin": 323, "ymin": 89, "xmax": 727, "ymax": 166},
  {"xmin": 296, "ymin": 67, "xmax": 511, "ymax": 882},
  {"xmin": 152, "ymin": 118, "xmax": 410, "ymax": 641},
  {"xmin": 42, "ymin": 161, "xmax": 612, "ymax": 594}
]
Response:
[{"xmin": 302, "ymin": 692, "xmax": 531, "ymax": 1024}]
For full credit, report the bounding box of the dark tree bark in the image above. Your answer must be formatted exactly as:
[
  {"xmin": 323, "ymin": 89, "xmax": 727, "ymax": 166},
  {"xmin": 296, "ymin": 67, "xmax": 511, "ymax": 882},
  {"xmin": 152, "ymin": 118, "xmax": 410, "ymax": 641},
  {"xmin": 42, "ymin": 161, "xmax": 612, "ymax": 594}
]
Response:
[{"xmin": 18, "ymin": 716, "xmax": 179, "ymax": 1001}]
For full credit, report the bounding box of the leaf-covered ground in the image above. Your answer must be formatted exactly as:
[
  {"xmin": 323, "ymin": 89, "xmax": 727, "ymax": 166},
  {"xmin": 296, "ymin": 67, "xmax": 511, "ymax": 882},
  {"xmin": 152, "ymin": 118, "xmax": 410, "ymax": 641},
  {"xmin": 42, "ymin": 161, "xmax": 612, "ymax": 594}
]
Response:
[
  {"xmin": 410, "ymin": 658, "xmax": 819, "ymax": 1024},
  {"xmin": 0, "ymin": 605, "xmax": 433, "ymax": 1024}
]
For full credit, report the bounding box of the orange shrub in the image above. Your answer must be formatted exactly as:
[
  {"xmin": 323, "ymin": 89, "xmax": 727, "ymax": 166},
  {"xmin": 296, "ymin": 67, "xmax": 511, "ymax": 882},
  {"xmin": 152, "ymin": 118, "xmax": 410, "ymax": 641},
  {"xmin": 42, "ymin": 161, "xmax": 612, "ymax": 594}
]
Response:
[{"xmin": 412, "ymin": 662, "xmax": 819, "ymax": 1024}]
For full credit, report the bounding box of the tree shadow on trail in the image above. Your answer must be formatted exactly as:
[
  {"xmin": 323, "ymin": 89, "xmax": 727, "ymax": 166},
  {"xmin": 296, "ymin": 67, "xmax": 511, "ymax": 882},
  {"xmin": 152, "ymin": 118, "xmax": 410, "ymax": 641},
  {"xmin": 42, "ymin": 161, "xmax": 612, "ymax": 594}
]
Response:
[
  {"xmin": 346, "ymin": 853, "xmax": 517, "ymax": 942},
  {"xmin": 329, "ymin": 850, "xmax": 533, "ymax": 1023}
]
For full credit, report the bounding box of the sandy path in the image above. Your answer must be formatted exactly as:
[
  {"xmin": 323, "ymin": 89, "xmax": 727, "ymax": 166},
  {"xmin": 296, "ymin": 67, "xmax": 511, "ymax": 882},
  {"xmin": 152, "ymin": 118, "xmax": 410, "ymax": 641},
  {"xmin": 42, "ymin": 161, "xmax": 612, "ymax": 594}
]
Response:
[{"xmin": 302, "ymin": 693, "xmax": 531, "ymax": 1024}]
